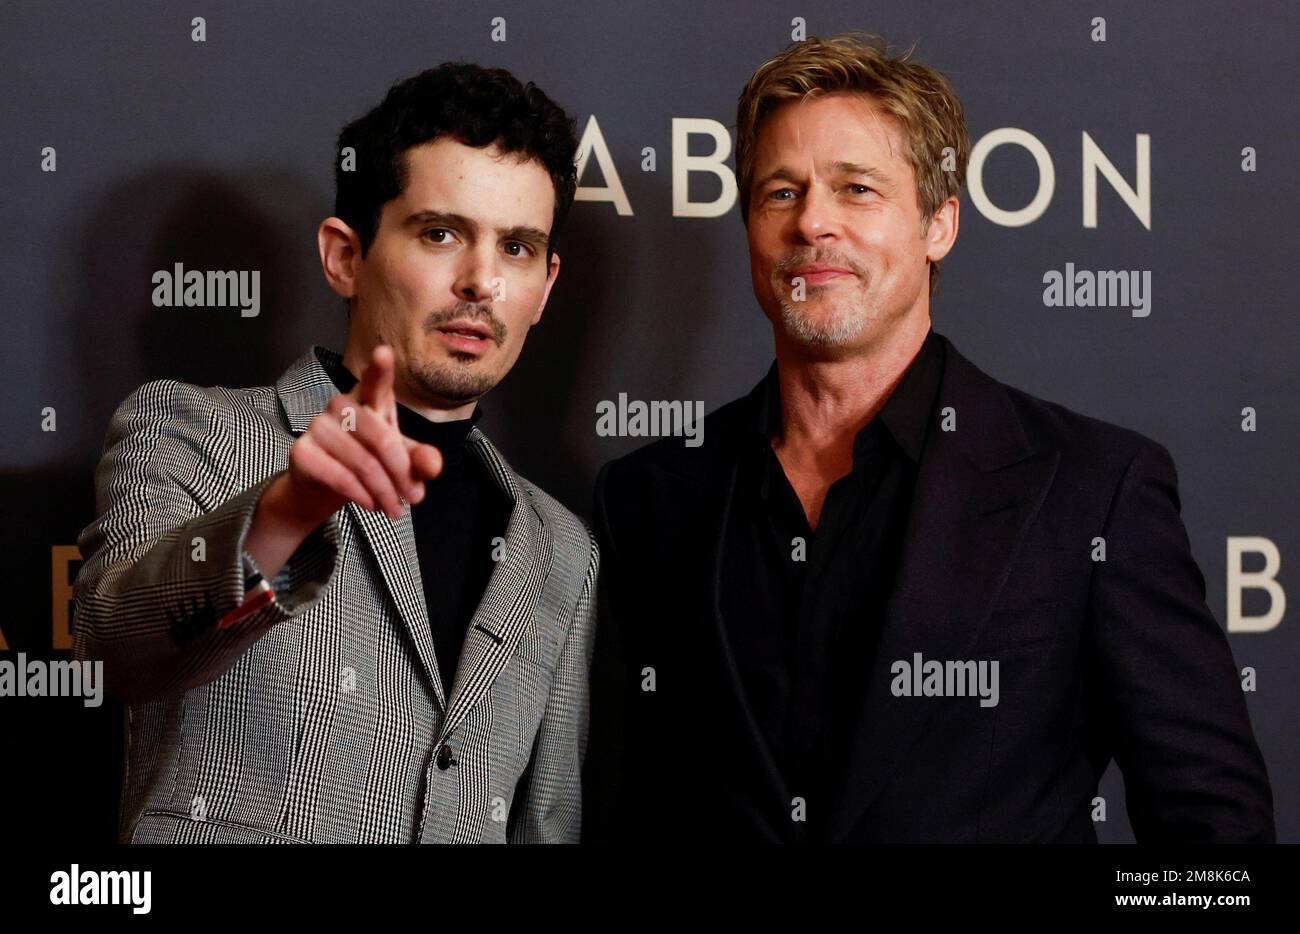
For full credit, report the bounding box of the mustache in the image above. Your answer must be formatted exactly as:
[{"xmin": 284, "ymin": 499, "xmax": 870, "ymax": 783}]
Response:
[
  {"xmin": 773, "ymin": 249, "xmax": 867, "ymax": 279},
  {"xmin": 423, "ymin": 301, "xmax": 508, "ymax": 347}
]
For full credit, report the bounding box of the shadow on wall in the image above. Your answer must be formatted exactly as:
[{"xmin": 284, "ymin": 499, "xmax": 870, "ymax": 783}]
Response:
[
  {"xmin": 486, "ymin": 167, "xmax": 724, "ymax": 520},
  {"xmin": 73, "ymin": 165, "xmax": 343, "ymax": 438},
  {"xmin": 483, "ymin": 203, "xmax": 623, "ymax": 517},
  {"xmin": 0, "ymin": 166, "xmax": 340, "ymax": 843},
  {"xmin": 19, "ymin": 164, "xmax": 338, "ymax": 651}
]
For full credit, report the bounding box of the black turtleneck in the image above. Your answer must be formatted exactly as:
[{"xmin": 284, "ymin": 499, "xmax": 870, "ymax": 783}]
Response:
[{"xmin": 317, "ymin": 347, "xmax": 512, "ymax": 699}]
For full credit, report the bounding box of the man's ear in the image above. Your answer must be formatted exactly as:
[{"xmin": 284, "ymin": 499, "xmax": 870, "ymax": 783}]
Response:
[
  {"xmin": 318, "ymin": 217, "xmax": 363, "ymax": 298},
  {"xmin": 924, "ymin": 196, "xmax": 960, "ymax": 264},
  {"xmin": 530, "ymin": 251, "xmax": 561, "ymax": 326}
]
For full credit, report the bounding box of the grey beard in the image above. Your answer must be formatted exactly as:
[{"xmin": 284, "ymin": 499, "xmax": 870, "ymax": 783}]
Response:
[{"xmin": 776, "ymin": 294, "xmax": 870, "ymax": 345}]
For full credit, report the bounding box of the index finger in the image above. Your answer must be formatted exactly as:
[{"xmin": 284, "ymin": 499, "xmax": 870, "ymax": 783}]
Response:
[{"xmin": 356, "ymin": 344, "xmax": 397, "ymax": 425}]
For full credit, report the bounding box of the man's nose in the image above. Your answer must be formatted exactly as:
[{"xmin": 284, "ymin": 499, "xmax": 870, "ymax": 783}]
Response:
[
  {"xmin": 451, "ymin": 247, "xmax": 496, "ymax": 303},
  {"xmin": 793, "ymin": 185, "xmax": 841, "ymax": 243}
]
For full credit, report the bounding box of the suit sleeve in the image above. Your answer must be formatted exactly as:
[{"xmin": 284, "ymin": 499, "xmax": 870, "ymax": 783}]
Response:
[
  {"xmin": 1087, "ymin": 439, "xmax": 1275, "ymax": 842},
  {"xmin": 509, "ymin": 527, "xmax": 600, "ymax": 843},
  {"xmin": 72, "ymin": 378, "xmax": 340, "ymax": 704}
]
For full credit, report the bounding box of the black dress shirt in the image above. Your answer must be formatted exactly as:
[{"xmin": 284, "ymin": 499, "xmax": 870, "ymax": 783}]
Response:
[
  {"xmin": 320, "ymin": 349, "xmax": 511, "ymax": 698},
  {"xmin": 719, "ymin": 328, "xmax": 946, "ymax": 837}
]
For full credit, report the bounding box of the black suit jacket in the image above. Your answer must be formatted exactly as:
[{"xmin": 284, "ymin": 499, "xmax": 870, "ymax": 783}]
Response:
[{"xmin": 587, "ymin": 332, "xmax": 1274, "ymax": 843}]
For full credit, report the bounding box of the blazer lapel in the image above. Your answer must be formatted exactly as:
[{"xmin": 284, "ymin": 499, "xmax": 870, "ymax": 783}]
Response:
[
  {"xmin": 347, "ymin": 505, "xmax": 446, "ymax": 710},
  {"xmin": 275, "ymin": 345, "xmax": 447, "ymax": 711},
  {"xmin": 828, "ymin": 337, "xmax": 1060, "ymax": 840},
  {"xmin": 707, "ymin": 455, "xmax": 794, "ymax": 838},
  {"xmin": 438, "ymin": 426, "xmax": 553, "ymax": 740},
  {"xmin": 689, "ymin": 377, "xmax": 792, "ymax": 837}
]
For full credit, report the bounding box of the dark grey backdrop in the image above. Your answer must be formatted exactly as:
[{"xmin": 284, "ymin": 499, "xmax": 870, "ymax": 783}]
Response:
[{"xmin": 1, "ymin": 0, "xmax": 1295, "ymax": 844}]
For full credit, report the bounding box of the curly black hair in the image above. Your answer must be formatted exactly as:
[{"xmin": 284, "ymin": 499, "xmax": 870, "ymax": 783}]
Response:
[{"xmin": 334, "ymin": 62, "xmax": 578, "ymax": 261}]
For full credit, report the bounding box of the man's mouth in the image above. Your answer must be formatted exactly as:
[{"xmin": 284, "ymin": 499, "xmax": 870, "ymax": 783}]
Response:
[
  {"xmin": 436, "ymin": 320, "xmax": 492, "ymax": 341},
  {"xmin": 433, "ymin": 319, "xmax": 495, "ymax": 354},
  {"xmin": 788, "ymin": 264, "xmax": 855, "ymax": 287}
]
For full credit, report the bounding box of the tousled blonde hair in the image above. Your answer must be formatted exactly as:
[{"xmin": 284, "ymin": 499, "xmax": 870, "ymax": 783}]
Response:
[{"xmin": 736, "ymin": 33, "xmax": 970, "ymax": 295}]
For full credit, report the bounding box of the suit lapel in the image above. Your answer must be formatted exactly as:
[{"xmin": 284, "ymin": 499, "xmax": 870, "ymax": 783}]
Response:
[
  {"xmin": 684, "ymin": 380, "xmax": 791, "ymax": 837},
  {"xmin": 707, "ymin": 455, "xmax": 791, "ymax": 836},
  {"xmin": 275, "ymin": 348, "xmax": 554, "ymax": 724},
  {"xmin": 439, "ymin": 426, "xmax": 553, "ymax": 740},
  {"xmin": 275, "ymin": 345, "xmax": 446, "ymax": 711},
  {"xmin": 827, "ymin": 337, "xmax": 1060, "ymax": 840},
  {"xmin": 347, "ymin": 504, "xmax": 445, "ymax": 709}
]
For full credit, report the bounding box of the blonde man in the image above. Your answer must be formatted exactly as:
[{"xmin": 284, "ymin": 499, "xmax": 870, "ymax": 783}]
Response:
[{"xmin": 591, "ymin": 34, "xmax": 1272, "ymax": 843}]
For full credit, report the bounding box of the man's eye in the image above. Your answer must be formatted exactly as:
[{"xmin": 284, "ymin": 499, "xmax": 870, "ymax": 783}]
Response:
[
  {"xmin": 848, "ymin": 184, "xmax": 874, "ymax": 195},
  {"xmin": 768, "ymin": 188, "xmax": 796, "ymax": 202},
  {"xmin": 423, "ymin": 228, "xmax": 453, "ymax": 243},
  {"xmin": 504, "ymin": 241, "xmax": 532, "ymax": 257}
]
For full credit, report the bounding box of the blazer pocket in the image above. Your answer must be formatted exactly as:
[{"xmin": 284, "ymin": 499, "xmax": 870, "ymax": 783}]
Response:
[
  {"xmin": 511, "ymin": 644, "xmax": 559, "ymax": 691},
  {"xmin": 512, "ymin": 614, "xmax": 567, "ymax": 672},
  {"xmin": 131, "ymin": 810, "xmax": 310, "ymax": 844}
]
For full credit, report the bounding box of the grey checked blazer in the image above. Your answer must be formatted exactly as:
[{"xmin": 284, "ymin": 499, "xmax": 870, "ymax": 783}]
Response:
[{"xmin": 73, "ymin": 345, "xmax": 599, "ymax": 844}]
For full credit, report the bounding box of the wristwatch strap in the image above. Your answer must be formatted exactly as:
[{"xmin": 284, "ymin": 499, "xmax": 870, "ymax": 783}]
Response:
[{"xmin": 219, "ymin": 551, "xmax": 276, "ymax": 629}]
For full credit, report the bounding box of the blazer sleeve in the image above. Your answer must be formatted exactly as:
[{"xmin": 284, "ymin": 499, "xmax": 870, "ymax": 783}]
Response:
[
  {"xmin": 509, "ymin": 526, "xmax": 600, "ymax": 843},
  {"xmin": 1087, "ymin": 438, "xmax": 1275, "ymax": 842},
  {"xmin": 72, "ymin": 378, "xmax": 340, "ymax": 704}
]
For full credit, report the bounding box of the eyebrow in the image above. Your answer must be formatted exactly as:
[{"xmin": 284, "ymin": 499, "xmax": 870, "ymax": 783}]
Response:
[
  {"xmin": 753, "ymin": 162, "xmax": 894, "ymax": 189},
  {"xmin": 404, "ymin": 210, "xmax": 550, "ymax": 250},
  {"xmin": 831, "ymin": 161, "xmax": 893, "ymax": 184}
]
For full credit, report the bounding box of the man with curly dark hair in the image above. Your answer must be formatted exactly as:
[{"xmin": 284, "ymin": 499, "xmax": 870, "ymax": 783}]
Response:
[{"xmin": 73, "ymin": 63, "xmax": 598, "ymax": 844}]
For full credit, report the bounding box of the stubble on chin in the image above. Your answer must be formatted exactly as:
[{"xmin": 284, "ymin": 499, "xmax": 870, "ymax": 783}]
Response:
[
  {"xmin": 773, "ymin": 278, "xmax": 873, "ymax": 346},
  {"xmin": 408, "ymin": 354, "xmax": 497, "ymax": 404}
]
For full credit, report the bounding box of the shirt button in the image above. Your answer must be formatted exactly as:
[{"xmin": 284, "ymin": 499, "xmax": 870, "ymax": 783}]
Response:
[{"xmin": 436, "ymin": 743, "xmax": 456, "ymax": 770}]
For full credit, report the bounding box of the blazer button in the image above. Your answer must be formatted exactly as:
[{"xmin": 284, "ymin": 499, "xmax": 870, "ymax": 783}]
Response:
[{"xmin": 436, "ymin": 743, "xmax": 456, "ymax": 771}]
